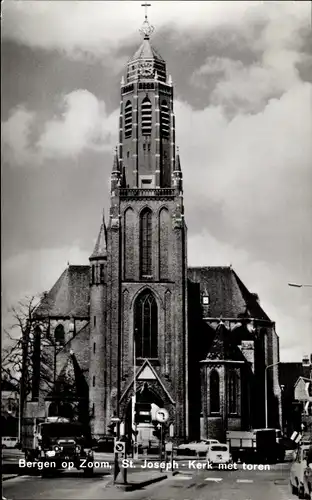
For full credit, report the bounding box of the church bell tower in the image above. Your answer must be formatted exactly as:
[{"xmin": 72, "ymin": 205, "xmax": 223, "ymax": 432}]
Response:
[{"xmin": 104, "ymin": 6, "xmax": 189, "ymax": 441}]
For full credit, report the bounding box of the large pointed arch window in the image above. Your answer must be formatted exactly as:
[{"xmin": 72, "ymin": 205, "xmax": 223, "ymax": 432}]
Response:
[
  {"xmin": 124, "ymin": 100, "xmax": 132, "ymax": 138},
  {"xmin": 134, "ymin": 291, "xmax": 158, "ymax": 359},
  {"xmin": 141, "ymin": 97, "xmax": 152, "ymax": 136},
  {"xmin": 210, "ymin": 370, "xmax": 220, "ymax": 414},
  {"xmin": 140, "ymin": 208, "xmax": 152, "ymax": 278},
  {"xmin": 229, "ymin": 370, "xmax": 238, "ymax": 414}
]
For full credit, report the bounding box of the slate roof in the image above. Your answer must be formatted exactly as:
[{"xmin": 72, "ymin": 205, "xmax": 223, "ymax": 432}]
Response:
[
  {"xmin": 90, "ymin": 221, "xmax": 107, "ymax": 260},
  {"xmin": 35, "ymin": 265, "xmax": 90, "ymax": 318},
  {"xmin": 129, "ymin": 38, "xmax": 165, "ymax": 63},
  {"xmin": 34, "ymin": 265, "xmax": 271, "ymax": 324},
  {"xmin": 187, "ymin": 266, "xmax": 270, "ymax": 321}
]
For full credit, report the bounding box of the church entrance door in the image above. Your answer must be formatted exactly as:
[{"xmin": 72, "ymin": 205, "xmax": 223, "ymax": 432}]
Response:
[{"xmin": 124, "ymin": 382, "xmax": 164, "ymax": 452}]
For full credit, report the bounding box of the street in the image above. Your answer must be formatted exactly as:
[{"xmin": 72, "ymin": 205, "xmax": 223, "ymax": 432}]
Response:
[{"xmin": 3, "ymin": 461, "xmax": 292, "ymax": 500}]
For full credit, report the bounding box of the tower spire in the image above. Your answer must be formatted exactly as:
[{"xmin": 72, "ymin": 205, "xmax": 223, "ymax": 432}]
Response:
[
  {"xmin": 102, "ymin": 208, "xmax": 108, "ymax": 244},
  {"xmin": 112, "ymin": 146, "xmax": 120, "ymax": 174},
  {"xmin": 139, "ymin": 2, "xmax": 154, "ymax": 39},
  {"xmin": 90, "ymin": 214, "xmax": 107, "ymax": 260}
]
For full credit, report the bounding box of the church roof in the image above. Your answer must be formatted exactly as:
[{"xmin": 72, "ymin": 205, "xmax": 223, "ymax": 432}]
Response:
[
  {"xmin": 129, "ymin": 38, "xmax": 165, "ymax": 63},
  {"xmin": 90, "ymin": 221, "xmax": 107, "ymax": 260},
  {"xmin": 34, "ymin": 265, "xmax": 271, "ymax": 323},
  {"xmin": 35, "ymin": 265, "xmax": 90, "ymax": 318},
  {"xmin": 188, "ymin": 266, "xmax": 270, "ymax": 321}
]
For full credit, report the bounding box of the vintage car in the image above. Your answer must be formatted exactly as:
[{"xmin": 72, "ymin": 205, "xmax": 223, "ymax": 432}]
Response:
[
  {"xmin": 177, "ymin": 439, "xmax": 220, "ymax": 455},
  {"xmin": 22, "ymin": 418, "xmax": 95, "ymax": 477},
  {"xmin": 2, "ymin": 436, "xmax": 19, "ymax": 449},
  {"xmin": 38, "ymin": 420, "xmax": 95, "ymax": 477},
  {"xmin": 206, "ymin": 443, "xmax": 232, "ymax": 467},
  {"xmin": 290, "ymin": 444, "xmax": 312, "ymax": 499}
]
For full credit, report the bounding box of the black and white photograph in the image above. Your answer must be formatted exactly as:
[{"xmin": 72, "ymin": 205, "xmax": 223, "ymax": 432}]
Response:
[{"xmin": 1, "ymin": 1, "xmax": 312, "ymax": 499}]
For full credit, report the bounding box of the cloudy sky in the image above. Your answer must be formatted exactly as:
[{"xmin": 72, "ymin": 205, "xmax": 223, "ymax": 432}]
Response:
[{"xmin": 2, "ymin": 1, "xmax": 312, "ymax": 361}]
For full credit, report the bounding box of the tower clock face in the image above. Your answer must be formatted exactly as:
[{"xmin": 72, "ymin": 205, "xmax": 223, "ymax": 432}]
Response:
[{"xmin": 139, "ymin": 62, "xmax": 153, "ymax": 77}]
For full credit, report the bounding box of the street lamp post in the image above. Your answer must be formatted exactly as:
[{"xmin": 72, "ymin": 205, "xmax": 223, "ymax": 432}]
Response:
[
  {"xmin": 288, "ymin": 283, "xmax": 312, "ymax": 288},
  {"xmin": 133, "ymin": 328, "xmax": 139, "ymax": 459},
  {"xmin": 265, "ymin": 361, "xmax": 281, "ymax": 428},
  {"xmin": 53, "ymin": 341, "xmax": 58, "ymax": 388}
]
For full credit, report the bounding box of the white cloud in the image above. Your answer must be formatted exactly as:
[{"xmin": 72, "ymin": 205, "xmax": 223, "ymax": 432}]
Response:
[
  {"xmin": 193, "ymin": 53, "xmax": 301, "ymax": 113},
  {"xmin": 2, "ymin": 1, "xmax": 309, "ymax": 58},
  {"xmin": 190, "ymin": 1, "xmax": 309, "ymax": 114},
  {"xmin": 38, "ymin": 90, "xmax": 118, "ymax": 158},
  {"xmin": 2, "ymin": 90, "xmax": 118, "ymax": 166},
  {"xmin": 176, "ymin": 82, "xmax": 312, "ymax": 213}
]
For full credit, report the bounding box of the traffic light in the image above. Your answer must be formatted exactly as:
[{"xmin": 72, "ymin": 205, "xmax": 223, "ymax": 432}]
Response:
[{"xmin": 152, "ymin": 422, "xmax": 161, "ymax": 440}]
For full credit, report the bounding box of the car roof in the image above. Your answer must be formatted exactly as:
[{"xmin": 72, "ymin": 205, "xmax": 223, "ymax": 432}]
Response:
[{"xmin": 209, "ymin": 443, "xmax": 228, "ymax": 447}]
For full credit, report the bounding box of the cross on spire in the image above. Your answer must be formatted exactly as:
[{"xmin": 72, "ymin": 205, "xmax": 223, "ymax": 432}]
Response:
[
  {"xmin": 141, "ymin": 2, "xmax": 151, "ymax": 20},
  {"xmin": 139, "ymin": 2, "xmax": 154, "ymax": 39}
]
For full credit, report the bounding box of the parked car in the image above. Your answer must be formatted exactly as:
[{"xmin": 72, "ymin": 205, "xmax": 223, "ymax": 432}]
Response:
[
  {"xmin": 289, "ymin": 444, "xmax": 312, "ymax": 499},
  {"xmin": 2, "ymin": 436, "xmax": 19, "ymax": 449},
  {"xmin": 177, "ymin": 439, "xmax": 220, "ymax": 455},
  {"xmin": 206, "ymin": 443, "xmax": 232, "ymax": 468}
]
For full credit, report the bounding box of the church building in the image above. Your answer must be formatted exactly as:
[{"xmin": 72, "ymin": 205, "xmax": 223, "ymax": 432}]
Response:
[{"xmin": 30, "ymin": 11, "xmax": 282, "ymax": 444}]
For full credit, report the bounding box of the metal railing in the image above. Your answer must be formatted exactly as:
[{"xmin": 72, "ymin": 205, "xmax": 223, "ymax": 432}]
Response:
[{"xmin": 119, "ymin": 188, "xmax": 175, "ymax": 198}]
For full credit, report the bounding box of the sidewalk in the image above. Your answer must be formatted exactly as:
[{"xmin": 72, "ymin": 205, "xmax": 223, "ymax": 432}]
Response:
[{"xmin": 106, "ymin": 469, "xmax": 176, "ymax": 492}]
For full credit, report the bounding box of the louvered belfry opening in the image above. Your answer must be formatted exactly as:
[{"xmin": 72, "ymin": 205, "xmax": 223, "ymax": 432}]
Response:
[
  {"xmin": 125, "ymin": 100, "xmax": 132, "ymax": 138},
  {"xmin": 141, "ymin": 97, "xmax": 152, "ymax": 136},
  {"xmin": 160, "ymin": 100, "xmax": 170, "ymax": 137}
]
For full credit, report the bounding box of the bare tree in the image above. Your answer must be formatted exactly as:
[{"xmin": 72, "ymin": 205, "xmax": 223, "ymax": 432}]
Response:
[
  {"xmin": 1, "ymin": 295, "xmax": 56, "ymax": 398},
  {"xmin": 2, "ymin": 294, "xmax": 90, "ymax": 428}
]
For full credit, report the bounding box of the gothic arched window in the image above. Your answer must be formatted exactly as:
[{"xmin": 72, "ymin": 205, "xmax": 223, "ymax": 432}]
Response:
[
  {"xmin": 140, "ymin": 208, "xmax": 152, "ymax": 277},
  {"xmin": 134, "ymin": 290, "xmax": 158, "ymax": 359},
  {"xmin": 210, "ymin": 370, "xmax": 220, "ymax": 413},
  {"xmin": 141, "ymin": 97, "xmax": 152, "ymax": 136},
  {"xmin": 55, "ymin": 324, "xmax": 65, "ymax": 345},
  {"xmin": 229, "ymin": 370, "xmax": 238, "ymax": 414},
  {"xmin": 160, "ymin": 100, "xmax": 170, "ymax": 137},
  {"xmin": 124, "ymin": 100, "xmax": 132, "ymax": 138}
]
